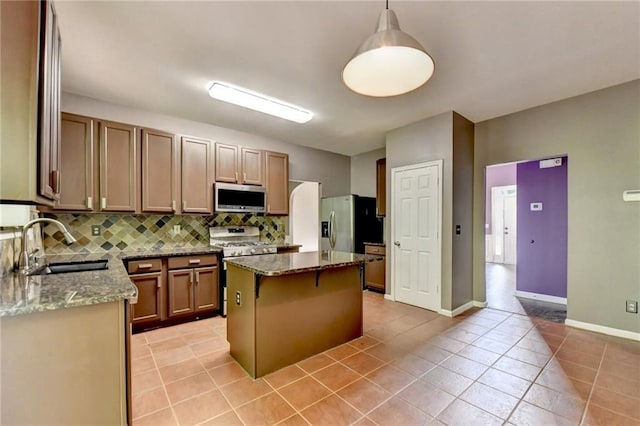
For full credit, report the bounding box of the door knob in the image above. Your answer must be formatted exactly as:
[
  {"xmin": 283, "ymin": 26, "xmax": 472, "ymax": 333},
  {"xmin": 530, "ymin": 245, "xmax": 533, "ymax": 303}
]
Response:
[{"xmin": 394, "ymin": 241, "xmax": 400, "ymax": 247}]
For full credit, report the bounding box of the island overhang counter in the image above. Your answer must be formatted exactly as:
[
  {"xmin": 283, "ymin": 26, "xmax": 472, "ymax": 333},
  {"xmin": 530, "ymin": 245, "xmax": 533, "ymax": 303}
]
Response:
[{"xmin": 224, "ymin": 251, "xmax": 372, "ymax": 378}]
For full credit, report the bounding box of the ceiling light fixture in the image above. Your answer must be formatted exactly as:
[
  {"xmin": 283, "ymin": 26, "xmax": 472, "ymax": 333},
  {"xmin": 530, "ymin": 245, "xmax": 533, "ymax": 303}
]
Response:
[
  {"xmin": 342, "ymin": 0, "xmax": 435, "ymax": 97},
  {"xmin": 207, "ymin": 82, "xmax": 313, "ymax": 124}
]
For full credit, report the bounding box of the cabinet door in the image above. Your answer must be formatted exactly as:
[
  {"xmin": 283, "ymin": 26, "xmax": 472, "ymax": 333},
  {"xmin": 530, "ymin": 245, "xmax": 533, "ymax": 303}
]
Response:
[
  {"xmin": 181, "ymin": 136, "xmax": 213, "ymax": 213},
  {"xmin": 130, "ymin": 272, "xmax": 164, "ymax": 323},
  {"xmin": 142, "ymin": 129, "xmax": 177, "ymax": 213},
  {"xmin": 167, "ymin": 269, "xmax": 195, "ymax": 317},
  {"xmin": 215, "ymin": 142, "xmax": 239, "ymax": 183},
  {"xmin": 55, "ymin": 113, "xmax": 94, "ymax": 210},
  {"xmin": 376, "ymin": 158, "xmax": 386, "ymax": 217},
  {"xmin": 38, "ymin": 0, "xmax": 61, "ymax": 201},
  {"xmin": 99, "ymin": 121, "xmax": 138, "ymax": 212},
  {"xmin": 264, "ymin": 151, "xmax": 289, "ymax": 215},
  {"xmin": 194, "ymin": 266, "xmax": 219, "ymax": 312},
  {"xmin": 241, "ymin": 148, "xmax": 263, "ymax": 185}
]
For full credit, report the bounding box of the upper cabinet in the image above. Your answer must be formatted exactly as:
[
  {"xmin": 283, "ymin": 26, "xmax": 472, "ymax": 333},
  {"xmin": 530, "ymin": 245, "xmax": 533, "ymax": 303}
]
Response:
[
  {"xmin": 141, "ymin": 129, "xmax": 177, "ymax": 213},
  {"xmin": 98, "ymin": 121, "xmax": 139, "ymax": 212},
  {"xmin": 264, "ymin": 151, "xmax": 289, "ymax": 215},
  {"xmin": 180, "ymin": 136, "xmax": 213, "ymax": 214},
  {"xmin": 215, "ymin": 143, "xmax": 263, "ymax": 186},
  {"xmin": 56, "ymin": 113, "xmax": 95, "ymax": 211},
  {"xmin": 0, "ymin": 1, "xmax": 61, "ymax": 204},
  {"xmin": 376, "ymin": 158, "xmax": 386, "ymax": 217}
]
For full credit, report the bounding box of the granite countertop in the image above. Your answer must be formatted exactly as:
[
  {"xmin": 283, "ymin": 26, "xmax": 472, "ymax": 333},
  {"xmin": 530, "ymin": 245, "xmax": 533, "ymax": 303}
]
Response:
[
  {"xmin": 363, "ymin": 242, "xmax": 386, "ymax": 247},
  {"xmin": 0, "ymin": 245, "xmax": 223, "ymax": 318},
  {"xmin": 224, "ymin": 250, "xmax": 381, "ymax": 277}
]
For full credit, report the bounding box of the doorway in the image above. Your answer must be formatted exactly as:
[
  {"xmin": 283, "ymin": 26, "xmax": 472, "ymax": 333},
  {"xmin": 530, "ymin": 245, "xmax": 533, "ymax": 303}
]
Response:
[
  {"xmin": 390, "ymin": 160, "xmax": 442, "ymax": 312},
  {"xmin": 485, "ymin": 157, "xmax": 568, "ymax": 322}
]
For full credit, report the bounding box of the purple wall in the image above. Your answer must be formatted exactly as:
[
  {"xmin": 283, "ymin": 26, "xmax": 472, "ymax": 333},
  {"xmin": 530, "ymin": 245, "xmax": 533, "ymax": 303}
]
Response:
[
  {"xmin": 485, "ymin": 163, "xmax": 517, "ymax": 234},
  {"xmin": 516, "ymin": 157, "xmax": 568, "ymax": 298}
]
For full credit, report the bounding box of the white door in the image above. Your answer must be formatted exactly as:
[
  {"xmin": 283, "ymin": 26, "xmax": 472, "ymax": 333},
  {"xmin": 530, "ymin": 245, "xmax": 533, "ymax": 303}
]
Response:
[
  {"xmin": 491, "ymin": 186, "xmax": 517, "ymax": 264},
  {"xmin": 391, "ymin": 161, "xmax": 442, "ymax": 311},
  {"xmin": 503, "ymin": 195, "xmax": 517, "ymax": 264}
]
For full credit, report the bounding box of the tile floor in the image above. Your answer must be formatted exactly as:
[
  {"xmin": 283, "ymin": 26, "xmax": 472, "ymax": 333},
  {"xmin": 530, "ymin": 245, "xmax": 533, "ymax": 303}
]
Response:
[{"xmin": 131, "ymin": 291, "xmax": 640, "ymax": 425}]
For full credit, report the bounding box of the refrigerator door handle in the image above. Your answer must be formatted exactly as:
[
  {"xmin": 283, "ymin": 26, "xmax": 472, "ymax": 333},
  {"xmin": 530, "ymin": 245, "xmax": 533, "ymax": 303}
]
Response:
[{"xmin": 329, "ymin": 210, "xmax": 337, "ymax": 249}]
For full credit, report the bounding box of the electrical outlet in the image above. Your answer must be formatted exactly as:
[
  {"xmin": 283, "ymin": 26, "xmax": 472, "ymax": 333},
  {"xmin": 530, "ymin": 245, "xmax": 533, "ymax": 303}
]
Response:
[
  {"xmin": 626, "ymin": 300, "xmax": 638, "ymax": 314},
  {"xmin": 91, "ymin": 225, "xmax": 101, "ymax": 236},
  {"xmin": 173, "ymin": 225, "xmax": 181, "ymax": 234}
]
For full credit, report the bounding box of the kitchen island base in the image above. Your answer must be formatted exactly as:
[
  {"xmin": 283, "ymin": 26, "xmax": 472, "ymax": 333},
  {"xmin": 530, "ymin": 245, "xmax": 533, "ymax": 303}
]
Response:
[{"xmin": 227, "ymin": 263, "xmax": 363, "ymax": 378}]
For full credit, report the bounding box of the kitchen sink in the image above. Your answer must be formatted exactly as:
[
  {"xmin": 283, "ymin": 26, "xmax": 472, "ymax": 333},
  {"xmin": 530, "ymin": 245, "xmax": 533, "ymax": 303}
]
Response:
[{"xmin": 29, "ymin": 259, "xmax": 109, "ymax": 275}]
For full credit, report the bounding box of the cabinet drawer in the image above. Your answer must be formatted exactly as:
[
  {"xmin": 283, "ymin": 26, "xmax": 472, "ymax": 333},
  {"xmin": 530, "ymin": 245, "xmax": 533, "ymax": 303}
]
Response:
[
  {"xmin": 128, "ymin": 258, "xmax": 162, "ymax": 274},
  {"xmin": 168, "ymin": 255, "xmax": 217, "ymax": 270},
  {"xmin": 365, "ymin": 245, "xmax": 386, "ymax": 256}
]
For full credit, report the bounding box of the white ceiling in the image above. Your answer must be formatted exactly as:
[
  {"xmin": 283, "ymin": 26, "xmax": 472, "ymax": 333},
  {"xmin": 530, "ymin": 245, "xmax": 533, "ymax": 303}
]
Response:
[{"xmin": 55, "ymin": 1, "xmax": 640, "ymax": 156}]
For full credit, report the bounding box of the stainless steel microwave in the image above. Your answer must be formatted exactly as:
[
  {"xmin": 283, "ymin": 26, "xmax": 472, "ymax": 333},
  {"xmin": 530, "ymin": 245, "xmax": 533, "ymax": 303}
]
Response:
[{"xmin": 214, "ymin": 182, "xmax": 266, "ymax": 213}]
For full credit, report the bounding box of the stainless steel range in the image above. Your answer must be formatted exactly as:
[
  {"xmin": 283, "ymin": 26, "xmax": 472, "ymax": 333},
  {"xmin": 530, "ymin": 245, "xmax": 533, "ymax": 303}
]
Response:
[{"xmin": 210, "ymin": 226, "xmax": 277, "ymax": 316}]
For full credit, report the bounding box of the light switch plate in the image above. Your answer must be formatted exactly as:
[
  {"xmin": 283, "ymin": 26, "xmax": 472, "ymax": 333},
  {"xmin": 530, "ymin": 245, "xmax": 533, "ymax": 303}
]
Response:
[{"xmin": 626, "ymin": 300, "xmax": 638, "ymax": 314}]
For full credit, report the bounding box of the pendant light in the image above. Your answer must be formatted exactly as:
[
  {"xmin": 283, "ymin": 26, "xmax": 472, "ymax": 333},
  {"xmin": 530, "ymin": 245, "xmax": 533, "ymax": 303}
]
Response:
[{"xmin": 342, "ymin": 0, "xmax": 434, "ymax": 97}]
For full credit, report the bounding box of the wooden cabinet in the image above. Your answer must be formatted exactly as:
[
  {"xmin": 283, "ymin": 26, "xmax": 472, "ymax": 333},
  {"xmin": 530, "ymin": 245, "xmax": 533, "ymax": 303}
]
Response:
[
  {"xmin": 99, "ymin": 120, "xmax": 139, "ymax": 212},
  {"xmin": 376, "ymin": 158, "xmax": 386, "ymax": 217},
  {"xmin": 128, "ymin": 258, "xmax": 164, "ymax": 324},
  {"xmin": 56, "ymin": 113, "xmax": 95, "ymax": 210},
  {"xmin": 264, "ymin": 151, "xmax": 289, "ymax": 215},
  {"xmin": 277, "ymin": 246, "xmax": 300, "ymax": 254},
  {"xmin": 141, "ymin": 129, "xmax": 177, "ymax": 213},
  {"xmin": 38, "ymin": 0, "xmax": 62, "ymax": 202},
  {"xmin": 215, "ymin": 142, "xmax": 264, "ymax": 185},
  {"xmin": 181, "ymin": 136, "xmax": 213, "ymax": 213},
  {"xmin": 365, "ymin": 244, "xmax": 386, "ymax": 292},
  {"xmin": 167, "ymin": 255, "xmax": 219, "ymax": 318}
]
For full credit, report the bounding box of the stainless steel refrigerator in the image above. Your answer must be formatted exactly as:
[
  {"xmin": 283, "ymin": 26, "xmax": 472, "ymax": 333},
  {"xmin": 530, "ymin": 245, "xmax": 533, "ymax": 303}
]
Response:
[{"xmin": 321, "ymin": 195, "xmax": 382, "ymax": 253}]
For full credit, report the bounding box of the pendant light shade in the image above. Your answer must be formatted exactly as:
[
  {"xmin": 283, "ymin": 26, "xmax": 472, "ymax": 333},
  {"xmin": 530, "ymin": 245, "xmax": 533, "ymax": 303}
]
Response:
[{"xmin": 343, "ymin": 8, "xmax": 434, "ymax": 97}]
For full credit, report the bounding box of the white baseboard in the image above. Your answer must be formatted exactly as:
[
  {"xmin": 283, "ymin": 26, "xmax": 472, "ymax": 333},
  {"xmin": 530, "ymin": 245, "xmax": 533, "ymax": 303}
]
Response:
[
  {"xmin": 440, "ymin": 301, "xmax": 474, "ymax": 318},
  {"xmin": 565, "ymin": 319, "xmax": 640, "ymax": 342},
  {"xmin": 473, "ymin": 300, "xmax": 488, "ymax": 308},
  {"xmin": 515, "ymin": 290, "xmax": 567, "ymax": 305},
  {"xmin": 384, "ymin": 294, "xmax": 394, "ymax": 301}
]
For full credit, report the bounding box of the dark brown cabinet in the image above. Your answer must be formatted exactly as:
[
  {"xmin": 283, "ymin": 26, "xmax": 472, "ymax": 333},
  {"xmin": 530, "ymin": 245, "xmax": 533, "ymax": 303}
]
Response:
[
  {"xmin": 38, "ymin": 0, "xmax": 62, "ymax": 201},
  {"xmin": 264, "ymin": 151, "xmax": 289, "ymax": 215},
  {"xmin": 376, "ymin": 158, "xmax": 386, "ymax": 217},
  {"xmin": 181, "ymin": 136, "xmax": 213, "ymax": 214},
  {"xmin": 365, "ymin": 244, "xmax": 386, "ymax": 292},
  {"xmin": 215, "ymin": 142, "xmax": 264, "ymax": 186},
  {"xmin": 141, "ymin": 129, "xmax": 177, "ymax": 213},
  {"xmin": 167, "ymin": 255, "xmax": 219, "ymax": 318},
  {"xmin": 56, "ymin": 113, "xmax": 95, "ymax": 210},
  {"xmin": 128, "ymin": 258, "xmax": 164, "ymax": 325},
  {"xmin": 99, "ymin": 120, "xmax": 139, "ymax": 212}
]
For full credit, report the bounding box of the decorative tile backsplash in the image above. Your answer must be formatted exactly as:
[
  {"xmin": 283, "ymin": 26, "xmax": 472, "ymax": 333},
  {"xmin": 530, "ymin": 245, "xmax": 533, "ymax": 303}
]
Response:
[{"xmin": 43, "ymin": 213, "xmax": 287, "ymax": 254}]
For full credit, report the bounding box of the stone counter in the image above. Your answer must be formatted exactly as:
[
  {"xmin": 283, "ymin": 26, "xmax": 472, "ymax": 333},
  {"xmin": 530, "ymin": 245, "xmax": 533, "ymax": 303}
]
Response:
[
  {"xmin": 0, "ymin": 245, "xmax": 222, "ymax": 317},
  {"xmin": 223, "ymin": 250, "xmax": 378, "ymax": 276}
]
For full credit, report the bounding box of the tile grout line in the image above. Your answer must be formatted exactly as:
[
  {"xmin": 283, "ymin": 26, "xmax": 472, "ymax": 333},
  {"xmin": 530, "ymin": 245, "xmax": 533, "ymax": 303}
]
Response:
[{"xmin": 578, "ymin": 341, "xmax": 607, "ymax": 426}]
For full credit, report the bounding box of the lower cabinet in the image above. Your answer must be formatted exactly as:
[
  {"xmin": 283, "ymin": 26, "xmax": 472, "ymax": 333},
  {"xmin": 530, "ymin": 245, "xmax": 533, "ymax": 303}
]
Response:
[
  {"xmin": 128, "ymin": 254, "xmax": 219, "ymax": 331},
  {"xmin": 364, "ymin": 244, "xmax": 386, "ymax": 292}
]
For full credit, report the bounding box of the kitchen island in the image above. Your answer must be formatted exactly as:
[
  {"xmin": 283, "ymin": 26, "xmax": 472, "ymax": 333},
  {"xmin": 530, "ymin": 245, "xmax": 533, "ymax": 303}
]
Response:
[{"xmin": 224, "ymin": 251, "xmax": 370, "ymax": 378}]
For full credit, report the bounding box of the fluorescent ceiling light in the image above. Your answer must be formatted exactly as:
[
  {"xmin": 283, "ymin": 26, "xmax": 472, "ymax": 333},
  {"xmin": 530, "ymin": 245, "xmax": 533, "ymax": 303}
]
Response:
[{"xmin": 207, "ymin": 82, "xmax": 313, "ymax": 124}]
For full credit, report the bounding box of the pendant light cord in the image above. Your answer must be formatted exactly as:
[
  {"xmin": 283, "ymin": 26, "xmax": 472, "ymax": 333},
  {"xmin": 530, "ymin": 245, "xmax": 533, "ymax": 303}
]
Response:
[{"xmin": 386, "ymin": 0, "xmax": 389, "ymax": 9}]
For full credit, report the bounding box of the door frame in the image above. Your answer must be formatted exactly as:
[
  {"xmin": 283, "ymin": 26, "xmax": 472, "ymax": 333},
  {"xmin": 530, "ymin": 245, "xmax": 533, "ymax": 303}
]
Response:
[{"xmin": 388, "ymin": 159, "xmax": 443, "ymax": 312}]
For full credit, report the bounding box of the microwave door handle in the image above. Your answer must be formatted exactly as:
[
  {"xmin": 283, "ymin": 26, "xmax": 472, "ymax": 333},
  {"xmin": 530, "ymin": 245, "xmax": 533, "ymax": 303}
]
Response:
[{"xmin": 330, "ymin": 210, "xmax": 337, "ymax": 249}]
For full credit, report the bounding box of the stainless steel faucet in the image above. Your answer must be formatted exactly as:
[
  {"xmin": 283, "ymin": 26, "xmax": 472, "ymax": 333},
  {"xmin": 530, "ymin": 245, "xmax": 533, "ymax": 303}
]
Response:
[{"xmin": 18, "ymin": 218, "xmax": 77, "ymax": 273}]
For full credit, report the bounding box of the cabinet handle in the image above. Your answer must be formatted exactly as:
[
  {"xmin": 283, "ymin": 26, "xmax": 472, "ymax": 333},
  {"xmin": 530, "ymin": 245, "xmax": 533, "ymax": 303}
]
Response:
[
  {"xmin": 190, "ymin": 270, "xmax": 194, "ymax": 284},
  {"xmin": 100, "ymin": 197, "xmax": 107, "ymax": 209},
  {"xmin": 51, "ymin": 170, "xmax": 60, "ymax": 194},
  {"xmin": 267, "ymin": 204, "xmax": 270, "ymax": 212},
  {"xmin": 188, "ymin": 259, "xmax": 201, "ymax": 265},
  {"xmin": 171, "ymin": 200, "xmax": 176, "ymax": 212},
  {"xmin": 235, "ymin": 171, "xmax": 239, "ymax": 182},
  {"xmin": 195, "ymin": 270, "xmax": 199, "ymax": 285},
  {"xmin": 138, "ymin": 264, "xmax": 153, "ymax": 269},
  {"xmin": 156, "ymin": 280, "xmax": 161, "ymax": 289},
  {"xmin": 182, "ymin": 200, "xmax": 187, "ymax": 210},
  {"xmin": 243, "ymin": 172, "xmax": 247, "ymax": 182},
  {"xmin": 86, "ymin": 197, "xmax": 92, "ymax": 209}
]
